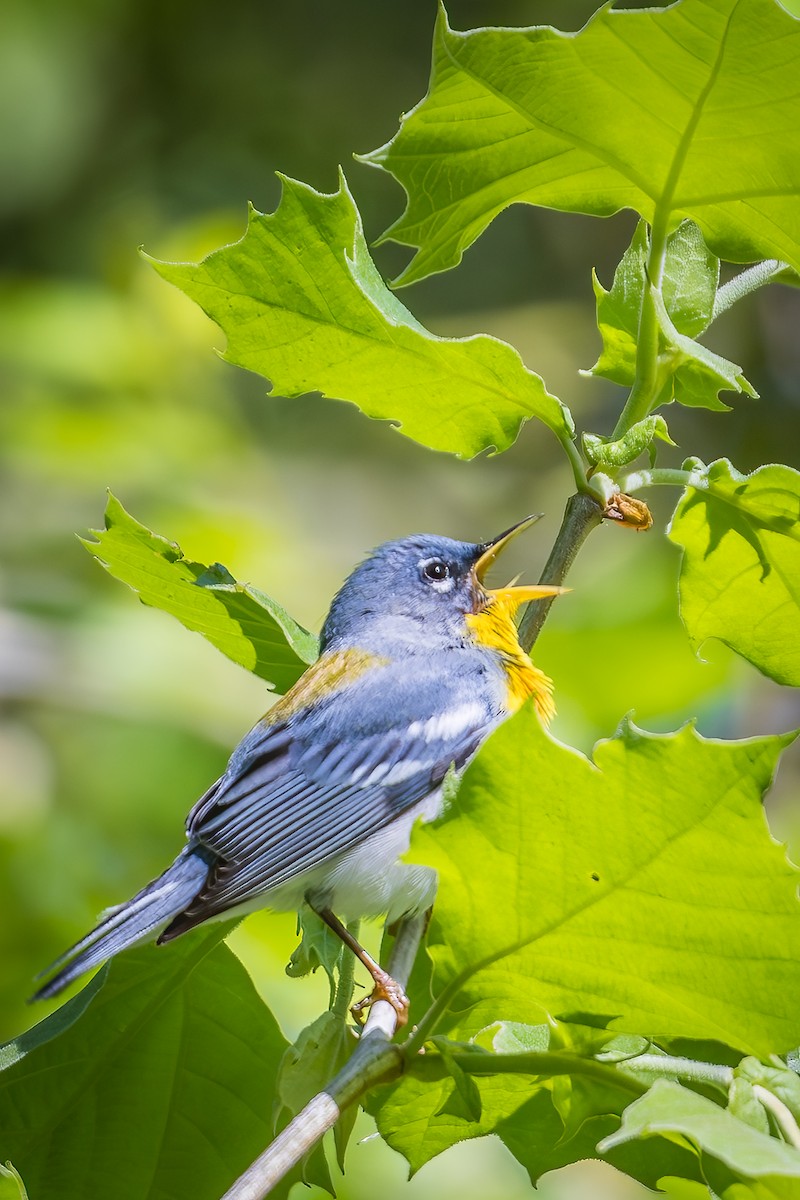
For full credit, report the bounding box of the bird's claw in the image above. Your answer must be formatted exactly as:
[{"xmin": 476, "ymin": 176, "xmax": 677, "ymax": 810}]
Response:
[{"xmin": 350, "ymin": 969, "xmax": 409, "ymax": 1028}]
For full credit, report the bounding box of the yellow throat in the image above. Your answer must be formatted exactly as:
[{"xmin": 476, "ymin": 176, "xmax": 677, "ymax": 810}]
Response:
[{"xmin": 466, "ymin": 594, "xmax": 556, "ymax": 724}]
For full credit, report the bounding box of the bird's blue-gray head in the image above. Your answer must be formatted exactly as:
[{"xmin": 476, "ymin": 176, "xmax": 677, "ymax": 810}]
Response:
[
  {"xmin": 319, "ymin": 518, "xmax": 562, "ymax": 655},
  {"xmin": 320, "ymin": 534, "xmax": 484, "ymax": 652}
]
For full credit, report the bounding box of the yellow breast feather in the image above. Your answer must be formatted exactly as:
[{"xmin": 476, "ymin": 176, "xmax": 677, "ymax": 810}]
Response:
[
  {"xmin": 466, "ymin": 600, "xmax": 555, "ymax": 724},
  {"xmin": 262, "ymin": 648, "xmax": 390, "ymax": 725}
]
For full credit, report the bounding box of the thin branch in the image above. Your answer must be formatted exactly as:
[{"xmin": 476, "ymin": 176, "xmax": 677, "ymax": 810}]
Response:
[
  {"xmin": 518, "ymin": 491, "xmax": 604, "ymax": 652},
  {"xmin": 220, "ymin": 912, "xmax": 427, "ymax": 1200},
  {"xmin": 753, "ymin": 1084, "xmax": 800, "ymax": 1149}
]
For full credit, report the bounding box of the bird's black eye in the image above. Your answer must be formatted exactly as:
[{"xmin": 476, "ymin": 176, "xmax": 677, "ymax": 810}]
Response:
[{"xmin": 422, "ymin": 559, "xmax": 451, "ymax": 582}]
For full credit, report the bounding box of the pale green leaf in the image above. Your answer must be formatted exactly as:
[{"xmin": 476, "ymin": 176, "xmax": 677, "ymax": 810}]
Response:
[
  {"xmin": 412, "ymin": 710, "xmax": 799, "ymax": 1056},
  {"xmin": 366, "ymin": 0, "xmax": 800, "ymax": 286},
  {"xmin": 729, "ymin": 1076, "xmax": 772, "ymax": 1135},
  {"xmin": 588, "ymin": 220, "xmax": 753, "ymax": 411},
  {"xmin": 600, "ymin": 1079, "xmax": 800, "ymax": 1193},
  {"xmin": 0, "ymin": 928, "xmax": 292, "ymax": 1200},
  {"xmin": 84, "ymin": 492, "xmax": 318, "ymax": 693},
  {"xmin": 478, "ymin": 1020, "xmax": 550, "ymax": 1055},
  {"xmin": 148, "ymin": 174, "xmax": 571, "ymax": 457},
  {"xmin": 669, "ymin": 459, "xmax": 800, "ymax": 686},
  {"xmin": 658, "ymin": 1181, "xmax": 715, "ymax": 1200},
  {"xmin": 736, "ymin": 1058, "xmax": 800, "ymax": 1123}
]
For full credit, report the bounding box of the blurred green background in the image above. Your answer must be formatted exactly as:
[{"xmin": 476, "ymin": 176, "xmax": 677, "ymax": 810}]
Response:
[{"xmin": 1, "ymin": 0, "xmax": 799, "ymax": 1196}]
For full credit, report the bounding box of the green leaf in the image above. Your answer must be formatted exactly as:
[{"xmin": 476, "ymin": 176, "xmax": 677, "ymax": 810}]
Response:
[
  {"xmin": 0, "ymin": 1164, "xmax": 27, "ymax": 1200},
  {"xmin": 368, "ymin": 1058, "xmax": 549, "ymax": 1175},
  {"xmin": 285, "ymin": 906, "xmax": 344, "ymax": 1007},
  {"xmin": 661, "ymin": 221, "xmax": 722, "ymax": 338},
  {"xmin": 476, "ymin": 1020, "xmax": 550, "ymax": 1055},
  {"xmin": 84, "ymin": 492, "xmax": 318, "ymax": 692},
  {"xmin": 148, "ymin": 173, "xmax": 572, "ymax": 457},
  {"xmin": 371, "ymin": 1032, "xmax": 693, "ymax": 1188},
  {"xmin": 736, "ymin": 1058, "xmax": 800, "ymax": 1124},
  {"xmin": 669, "ymin": 459, "xmax": 800, "ymax": 686},
  {"xmin": 582, "ymin": 415, "xmax": 675, "ymax": 469},
  {"xmin": 499, "ymin": 1100, "xmax": 704, "ymax": 1194},
  {"xmin": 653, "ymin": 288, "xmax": 757, "ymax": 410},
  {"xmin": 728, "ymin": 1076, "xmax": 771, "ymax": 1136},
  {"xmin": 588, "ymin": 220, "xmax": 753, "ymax": 411},
  {"xmin": 600, "ymin": 1079, "xmax": 800, "ymax": 1193},
  {"xmin": 412, "ymin": 709, "xmax": 799, "ymax": 1057},
  {"xmin": 429, "ymin": 1037, "xmax": 484, "ymax": 1122},
  {"xmin": 0, "ymin": 928, "xmax": 292, "ymax": 1200},
  {"xmin": 366, "ymin": 0, "xmax": 800, "ymax": 286}
]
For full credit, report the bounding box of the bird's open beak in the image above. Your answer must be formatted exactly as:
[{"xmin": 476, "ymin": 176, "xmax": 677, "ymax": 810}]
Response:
[{"xmin": 473, "ymin": 514, "xmax": 569, "ymax": 614}]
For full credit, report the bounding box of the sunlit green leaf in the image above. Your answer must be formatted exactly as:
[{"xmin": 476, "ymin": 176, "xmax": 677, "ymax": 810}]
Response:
[
  {"xmin": 600, "ymin": 1079, "xmax": 800, "ymax": 1194},
  {"xmin": 412, "ymin": 709, "xmax": 799, "ymax": 1056},
  {"xmin": 0, "ymin": 928, "xmax": 291, "ymax": 1200},
  {"xmin": 84, "ymin": 493, "xmax": 318, "ymax": 693},
  {"xmin": 149, "ymin": 174, "xmax": 572, "ymax": 457},
  {"xmin": 366, "ymin": 0, "xmax": 800, "ymax": 286},
  {"xmin": 669, "ymin": 459, "xmax": 800, "ymax": 686}
]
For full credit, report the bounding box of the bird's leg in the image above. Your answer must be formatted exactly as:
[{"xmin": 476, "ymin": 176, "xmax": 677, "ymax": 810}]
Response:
[{"xmin": 312, "ymin": 905, "xmax": 410, "ymax": 1027}]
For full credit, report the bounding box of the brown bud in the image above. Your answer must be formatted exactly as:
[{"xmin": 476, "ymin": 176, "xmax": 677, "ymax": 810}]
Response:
[{"xmin": 604, "ymin": 492, "xmax": 653, "ymax": 531}]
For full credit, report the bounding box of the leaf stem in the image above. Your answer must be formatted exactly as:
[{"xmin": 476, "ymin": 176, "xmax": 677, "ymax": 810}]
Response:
[
  {"xmin": 559, "ymin": 431, "xmax": 591, "ymax": 493},
  {"xmin": 615, "ymin": 1053, "xmax": 732, "ymax": 1088},
  {"xmin": 411, "ymin": 1049, "xmax": 647, "ymax": 1098},
  {"xmin": 401, "ymin": 968, "xmax": 473, "ymax": 1057},
  {"xmin": 331, "ymin": 920, "xmax": 359, "ymax": 1019},
  {"xmin": 616, "ymin": 466, "xmax": 705, "ymax": 494},
  {"xmin": 712, "ymin": 260, "xmax": 788, "ymax": 320},
  {"xmin": 753, "ymin": 1084, "xmax": 800, "ymax": 1149}
]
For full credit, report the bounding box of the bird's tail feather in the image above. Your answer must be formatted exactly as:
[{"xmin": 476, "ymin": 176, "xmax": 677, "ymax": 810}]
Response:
[{"xmin": 33, "ymin": 851, "xmax": 210, "ymax": 1001}]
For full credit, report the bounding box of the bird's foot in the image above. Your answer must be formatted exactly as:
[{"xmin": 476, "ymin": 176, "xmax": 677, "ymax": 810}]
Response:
[{"xmin": 351, "ymin": 967, "xmax": 409, "ymax": 1028}]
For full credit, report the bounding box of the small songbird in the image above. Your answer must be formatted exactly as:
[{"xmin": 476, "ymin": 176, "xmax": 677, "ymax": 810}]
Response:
[{"xmin": 35, "ymin": 516, "xmax": 565, "ymax": 1018}]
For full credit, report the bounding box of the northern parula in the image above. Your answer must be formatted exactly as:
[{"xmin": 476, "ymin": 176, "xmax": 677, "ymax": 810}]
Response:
[{"xmin": 35, "ymin": 516, "xmax": 565, "ymax": 1017}]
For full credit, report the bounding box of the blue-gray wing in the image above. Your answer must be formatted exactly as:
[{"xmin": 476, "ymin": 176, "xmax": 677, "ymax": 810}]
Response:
[{"xmin": 160, "ymin": 668, "xmax": 497, "ymax": 937}]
